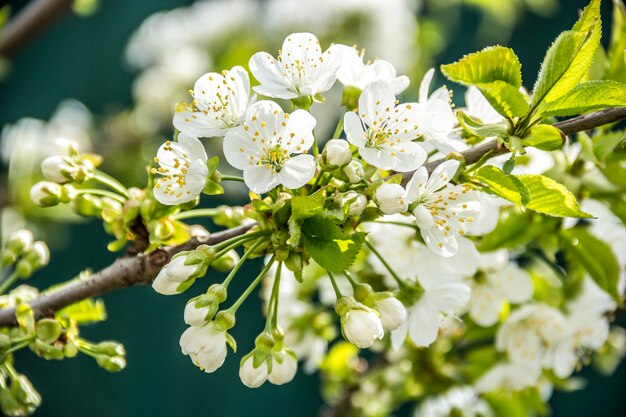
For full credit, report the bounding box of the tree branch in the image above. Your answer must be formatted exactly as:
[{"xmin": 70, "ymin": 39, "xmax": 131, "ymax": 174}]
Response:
[
  {"xmin": 0, "ymin": 0, "xmax": 74, "ymax": 59},
  {"xmin": 1, "ymin": 107, "xmax": 626, "ymax": 327},
  {"xmin": 0, "ymin": 224, "xmax": 254, "ymax": 326}
]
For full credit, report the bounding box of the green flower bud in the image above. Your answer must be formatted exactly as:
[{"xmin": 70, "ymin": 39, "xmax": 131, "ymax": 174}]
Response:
[
  {"xmin": 11, "ymin": 375, "xmax": 41, "ymax": 409},
  {"xmin": 207, "ymin": 284, "xmax": 227, "ymax": 303},
  {"xmin": 35, "ymin": 319, "xmax": 61, "ymax": 344},
  {"xmin": 341, "ymin": 86, "xmax": 362, "ymax": 110},
  {"xmin": 291, "ymin": 94, "xmax": 314, "ymax": 110},
  {"xmin": 254, "ymin": 332, "xmax": 275, "ymax": 354},
  {"xmin": 15, "ymin": 242, "xmax": 50, "ymax": 279},
  {"xmin": 29, "ymin": 181, "xmax": 62, "ymax": 207},
  {"xmin": 94, "ymin": 341, "xmax": 126, "ymax": 357},
  {"xmin": 334, "ymin": 296, "xmax": 357, "ymax": 317},
  {"xmin": 95, "ymin": 355, "xmax": 126, "ymax": 372},
  {"xmin": 214, "ymin": 311, "xmax": 236, "ymax": 331},
  {"xmin": 353, "ymin": 283, "xmax": 374, "ymax": 303},
  {"xmin": 0, "ymin": 387, "xmax": 22, "ymax": 417},
  {"xmin": 0, "ymin": 334, "xmax": 11, "ymax": 352},
  {"xmin": 211, "ymin": 250, "xmax": 239, "ymax": 272},
  {"xmin": 71, "ymin": 193, "xmax": 103, "ymax": 217}
]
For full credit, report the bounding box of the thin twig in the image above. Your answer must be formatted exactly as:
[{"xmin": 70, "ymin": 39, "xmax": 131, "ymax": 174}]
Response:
[{"xmin": 0, "ymin": 0, "xmax": 74, "ymax": 59}]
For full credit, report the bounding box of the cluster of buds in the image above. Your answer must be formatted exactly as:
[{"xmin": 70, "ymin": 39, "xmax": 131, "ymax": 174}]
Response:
[
  {"xmin": 39, "ymin": 139, "xmax": 100, "ymax": 185},
  {"xmin": 239, "ymin": 330, "xmax": 298, "ymax": 388},
  {"xmin": 0, "ymin": 366, "xmax": 41, "ymax": 417},
  {"xmin": 1, "ymin": 230, "xmax": 50, "ymax": 282}
]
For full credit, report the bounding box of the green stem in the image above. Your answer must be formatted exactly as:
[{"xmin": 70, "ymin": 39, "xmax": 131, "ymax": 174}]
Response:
[
  {"xmin": 326, "ymin": 271, "xmax": 343, "ymax": 299},
  {"xmin": 1, "ymin": 362, "xmax": 20, "ymax": 380},
  {"xmin": 220, "ymin": 175, "xmax": 245, "ymax": 183},
  {"xmin": 343, "ymin": 271, "xmax": 359, "ymax": 288},
  {"xmin": 312, "ymin": 132, "xmax": 320, "ymax": 157},
  {"xmin": 73, "ymin": 188, "xmax": 126, "ymax": 204},
  {"xmin": 310, "ymin": 172, "xmax": 325, "ymax": 193},
  {"xmin": 222, "ymin": 239, "xmax": 266, "ymax": 288},
  {"xmin": 371, "ymin": 220, "xmax": 419, "ymax": 230},
  {"xmin": 0, "ymin": 272, "xmax": 20, "ymax": 295},
  {"xmin": 3, "ymin": 339, "xmax": 33, "ymax": 357},
  {"xmin": 332, "ymin": 114, "xmax": 345, "ymax": 139},
  {"xmin": 365, "ymin": 240, "xmax": 406, "ymax": 288},
  {"xmin": 266, "ymin": 262, "xmax": 282, "ymax": 331},
  {"xmin": 92, "ymin": 170, "xmax": 130, "ymax": 198},
  {"xmin": 171, "ymin": 208, "xmax": 221, "ymax": 220},
  {"xmin": 227, "ymin": 256, "xmax": 276, "ymax": 314},
  {"xmin": 214, "ymin": 230, "xmax": 269, "ymax": 252}
]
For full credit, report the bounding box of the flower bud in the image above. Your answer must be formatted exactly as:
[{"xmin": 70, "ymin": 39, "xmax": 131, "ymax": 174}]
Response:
[
  {"xmin": 180, "ymin": 323, "xmax": 228, "ymax": 373},
  {"xmin": 96, "ymin": 355, "xmax": 126, "ymax": 372},
  {"xmin": 323, "ymin": 139, "xmax": 352, "ymax": 167},
  {"xmin": 30, "ymin": 181, "xmax": 62, "ymax": 207},
  {"xmin": 41, "ymin": 155, "xmax": 79, "ymax": 183},
  {"xmin": 94, "ymin": 341, "xmax": 126, "ymax": 357},
  {"xmin": 239, "ymin": 355, "xmax": 269, "ymax": 388},
  {"xmin": 71, "ymin": 193, "xmax": 103, "ymax": 217},
  {"xmin": 268, "ymin": 350, "xmax": 298, "ymax": 385},
  {"xmin": 343, "ymin": 160, "xmax": 364, "ymax": 183},
  {"xmin": 335, "ymin": 191, "xmax": 367, "ymax": 217},
  {"xmin": 375, "ymin": 183, "xmax": 408, "ymax": 214},
  {"xmin": 15, "ymin": 242, "xmax": 50, "ymax": 278},
  {"xmin": 184, "ymin": 299, "xmax": 212, "ymax": 326},
  {"xmin": 375, "ymin": 295, "xmax": 407, "ymax": 331},
  {"xmin": 1, "ymin": 230, "xmax": 34, "ymax": 266},
  {"xmin": 211, "ymin": 249, "xmax": 240, "ymax": 272},
  {"xmin": 2, "ymin": 374, "xmax": 41, "ymax": 416},
  {"xmin": 152, "ymin": 251, "xmax": 207, "ymax": 295},
  {"xmin": 341, "ymin": 85, "xmax": 362, "ymax": 110},
  {"xmin": 340, "ymin": 306, "xmax": 384, "ymax": 349}
]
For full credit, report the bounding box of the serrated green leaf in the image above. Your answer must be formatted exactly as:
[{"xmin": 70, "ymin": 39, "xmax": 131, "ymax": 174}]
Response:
[
  {"xmin": 56, "ymin": 299, "xmax": 107, "ymax": 324},
  {"xmin": 523, "ymin": 124, "xmax": 565, "ymax": 150},
  {"xmin": 561, "ymin": 227, "xmax": 622, "ymax": 304},
  {"xmin": 606, "ymin": 0, "xmax": 626, "ymax": 82},
  {"xmin": 300, "ymin": 216, "xmax": 365, "ymax": 273},
  {"xmin": 532, "ymin": 0, "xmax": 601, "ymax": 107},
  {"xmin": 541, "ymin": 80, "xmax": 626, "ymax": 117},
  {"xmin": 517, "ymin": 174, "xmax": 592, "ymax": 218},
  {"xmin": 472, "ymin": 165, "xmax": 530, "ymax": 207},
  {"xmin": 441, "ymin": 46, "xmax": 522, "ymax": 87},
  {"xmin": 475, "ymin": 81, "xmax": 530, "ymax": 118},
  {"xmin": 287, "ymin": 191, "xmax": 326, "ymax": 247}
]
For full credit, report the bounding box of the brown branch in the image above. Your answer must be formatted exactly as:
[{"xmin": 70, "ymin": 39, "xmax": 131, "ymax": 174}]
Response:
[
  {"xmin": 0, "ymin": 0, "xmax": 74, "ymax": 59},
  {"xmin": 0, "ymin": 224, "xmax": 254, "ymax": 326},
  {"xmin": 1, "ymin": 107, "xmax": 626, "ymax": 327}
]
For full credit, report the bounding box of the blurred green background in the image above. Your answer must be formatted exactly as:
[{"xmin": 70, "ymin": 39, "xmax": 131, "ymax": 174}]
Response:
[{"xmin": 0, "ymin": 0, "xmax": 625, "ymax": 416}]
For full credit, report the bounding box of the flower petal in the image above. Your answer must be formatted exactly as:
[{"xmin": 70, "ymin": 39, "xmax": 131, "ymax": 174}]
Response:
[{"xmin": 278, "ymin": 154, "xmax": 316, "ymax": 189}]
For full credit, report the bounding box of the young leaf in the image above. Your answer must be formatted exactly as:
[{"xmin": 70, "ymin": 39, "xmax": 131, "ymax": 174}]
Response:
[
  {"xmin": 606, "ymin": 0, "xmax": 626, "ymax": 82},
  {"xmin": 56, "ymin": 299, "xmax": 107, "ymax": 324},
  {"xmin": 441, "ymin": 46, "xmax": 522, "ymax": 87},
  {"xmin": 287, "ymin": 191, "xmax": 326, "ymax": 247},
  {"xmin": 472, "ymin": 165, "xmax": 530, "ymax": 207},
  {"xmin": 457, "ymin": 111, "xmax": 509, "ymax": 139},
  {"xmin": 541, "ymin": 80, "xmax": 626, "ymax": 117},
  {"xmin": 474, "ymin": 81, "xmax": 530, "ymax": 118},
  {"xmin": 561, "ymin": 227, "xmax": 622, "ymax": 304},
  {"xmin": 522, "ymin": 124, "xmax": 565, "ymax": 151},
  {"xmin": 300, "ymin": 216, "xmax": 365, "ymax": 273},
  {"xmin": 532, "ymin": 0, "xmax": 601, "ymax": 107},
  {"xmin": 517, "ymin": 174, "xmax": 592, "ymax": 218}
]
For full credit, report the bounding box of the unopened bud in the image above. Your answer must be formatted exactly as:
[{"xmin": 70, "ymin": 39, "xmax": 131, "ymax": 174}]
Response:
[
  {"xmin": 211, "ymin": 250, "xmax": 239, "ymax": 272},
  {"xmin": 343, "ymin": 160, "xmax": 364, "ymax": 183},
  {"xmin": 375, "ymin": 183, "xmax": 408, "ymax": 214},
  {"xmin": 335, "ymin": 191, "xmax": 367, "ymax": 217},
  {"xmin": 96, "ymin": 355, "xmax": 126, "ymax": 372},
  {"xmin": 71, "ymin": 193, "xmax": 103, "ymax": 217},
  {"xmin": 30, "ymin": 181, "xmax": 62, "ymax": 207},
  {"xmin": 323, "ymin": 139, "xmax": 352, "ymax": 168}
]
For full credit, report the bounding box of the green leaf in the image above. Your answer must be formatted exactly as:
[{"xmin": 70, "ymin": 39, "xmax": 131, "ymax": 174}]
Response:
[
  {"xmin": 15, "ymin": 304, "xmax": 35, "ymax": 335},
  {"xmin": 532, "ymin": 0, "xmax": 601, "ymax": 107},
  {"xmin": 457, "ymin": 111, "xmax": 509, "ymax": 140},
  {"xmin": 441, "ymin": 46, "xmax": 522, "ymax": 87},
  {"xmin": 517, "ymin": 174, "xmax": 592, "ymax": 218},
  {"xmin": 472, "ymin": 165, "xmax": 530, "ymax": 207},
  {"xmin": 300, "ymin": 216, "xmax": 365, "ymax": 273},
  {"xmin": 287, "ymin": 191, "xmax": 326, "ymax": 247},
  {"xmin": 606, "ymin": 0, "xmax": 626, "ymax": 82},
  {"xmin": 522, "ymin": 124, "xmax": 565, "ymax": 151},
  {"xmin": 475, "ymin": 81, "xmax": 530, "ymax": 118},
  {"xmin": 479, "ymin": 210, "xmax": 554, "ymax": 251},
  {"xmin": 561, "ymin": 227, "xmax": 622, "ymax": 304},
  {"xmin": 593, "ymin": 131, "xmax": 626, "ymax": 162},
  {"xmin": 541, "ymin": 80, "xmax": 626, "ymax": 117},
  {"xmin": 56, "ymin": 299, "xmax": 107, "ymax": 324},
  {"xmin": 206, "ymin": 156, "xmax": 219, "ymax": 176}
]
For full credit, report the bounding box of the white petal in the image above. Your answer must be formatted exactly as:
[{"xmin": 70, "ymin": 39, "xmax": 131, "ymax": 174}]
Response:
[
  {"xmin": 426, "ymin": 160, "xmax": 459, "ymax": 193},
  {"xmin": 421, "ymin": 227, "xmax": 459, "ymax": 257},
  {"xmin": 426, "ymin": 283, "xmax": 471, "ymax": 311},
  {"xmin": 223, "ymin": 127, "xmax": 263, "ymax": 170},
  {"xmin": 408, "ymin": 302, "xmax": 441, "ymax": 347},
  {"xmin": 405, "ymin": 167, "xmax": 428, "ymax": 203},
  {"xmin": 470, "ymin": 286, "xmax": 504, "ymax": 327},
  {"xmin": 278, "ymin": 154, "xmax": 316, "ymax": 189},
  {"xmin": 178, "ymin": 133, "xmax": 207, "ymax": 163},
  {"xmin": 419, "ymin": 68, "xmax": 435, "ymax": 104},
  {"xmin": 359, "ymin": 80, "xmax": 395, "ymax": 127},
  {"xmin": 283, "ymin": 110, "xmax": 316, "ymax": 153},
  {"xmin": 391, "ymin": 321, "xmax": 408, "ymax": 351},
  {"xmin": 344, "ymin": 111, "xmax": 367, "ymax": 148},
  {"xmin": 244, "ymin": 164, "xmax": 280, "ymax": 194}
]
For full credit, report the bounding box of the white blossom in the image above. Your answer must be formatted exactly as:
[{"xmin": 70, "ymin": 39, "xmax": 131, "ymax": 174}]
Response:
[
  {"xmin": 248, "ymin": 32, "xmax": 343, "ymax": 99},
  {"xmin": 223, "ymin": 101, "xmax": 316, "ymax": 193},
  {"xmin": 405, "ymin": 160, "xmax": 481, "ymax": 256},
  {"xmin": 475, "ymin": 361, "xmax": 542, "ymax": 393},
  {"xmin": 375, "ymin": 296, "xmax": 407, "ymax": 331},
  {"xmin": 184, "ymin": 300, "xmax": 211, "ymax": 326},
  {"xmin": 466, "ymin": 251, "xmax": 533, "ymax": 327},
  {"xmin": 173, "ymin": 66, "xmax": 252, "ymax": 138},
  {"xmin": 152, "ymin": 133, "xmax": 208, "ymax": 205},
  {"xmin": 375, "ymin": 183, "xmax": 409, "ymax": 214},
  {"xmin": 336, "ymin": 45, "xmax": 409, "ymax": 94},
  {"xmin": 179, "ymin": 323, "xmax": 228, "ymax": 373},
  {"xmin": 344, "ymin": 80, "xmax": 426, "ymax": 171},
  {"xmin": 341, "ymin": 306, "xmax": 384, "ymax": 348},
  {"xmin": 495, "ymin": 304, "xmax": 567, "ymax": 367},
  {"xmin": 152, "ymin": 254, "xmax": 201, "ymax": 295},
  {"xmin": 239, "ymin": 356, "xmax": 269, "ymax": 388},
  {"xmin": 268, "ymin": 351, "xmax": 298, "ymax": 385},
  {"xmin": 392, "ymin": 278, "xmax": 471, "ymax": 348},
  {"xmin": 415, "ymin": 386, "xmax": 492, "ymax": 417},
  {"xmin": 323, "ymin": 138, "xmax": 352, "ymax": 167}
]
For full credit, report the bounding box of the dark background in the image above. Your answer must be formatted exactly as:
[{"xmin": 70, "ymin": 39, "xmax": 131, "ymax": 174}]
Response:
[{"xmin": 0, "ymin": 0, "xmax": 625, "ymax": 416}]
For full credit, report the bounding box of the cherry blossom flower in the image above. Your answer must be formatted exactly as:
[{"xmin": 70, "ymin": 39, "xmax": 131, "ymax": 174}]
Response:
[
  {"xmin": 179, "ymin": 322, "xmax": 228, "ymax": 373},
  {"xmin": 248, "ymin": 32, "xmax": 343, "ymax": 100},
  {"xmin": 223, "ymin": 101, "xmax": 316, "ymax": 193},
  {"xmin": 405, "ymin": 160, "xmax": 481, "ymax": 256},
  {"xmin": 344, "ymin": 80, "xmax": 426, "ymax": 171},
  {"xmin": 336, "ymin": 45, "xmax": 409, "ymax": 94},
  {"xmin": 152, "ymin": 133, "xmax": 208, "ymax": 205},
  {"xmin": 173, "ymin": 66, "xmax": 252, "ymax": 138}
]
